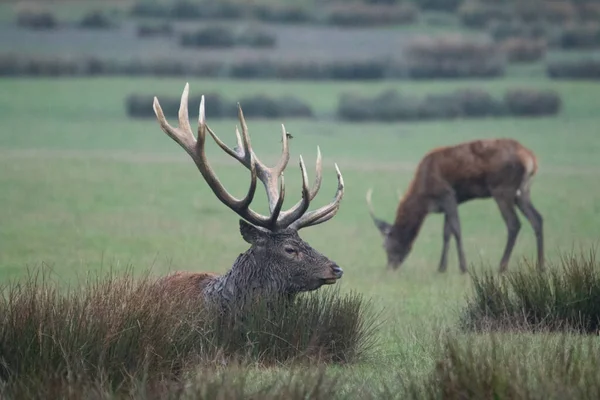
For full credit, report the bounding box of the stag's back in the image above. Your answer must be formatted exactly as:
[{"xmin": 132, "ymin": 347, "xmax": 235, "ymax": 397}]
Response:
[
  {"xmin": 412, "ymin": 139, "xmax": 537, "ymax": 200},
  {"xmin": 156, "ymin": 271, "xmax": 219, "ymax": 298}
]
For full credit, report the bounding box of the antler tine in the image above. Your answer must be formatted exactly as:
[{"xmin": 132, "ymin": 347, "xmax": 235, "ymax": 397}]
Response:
[
  {"xmin": 154, "ymin": 84, "xmax": 264, "ymax": 225},
  {"xmin": 309, "ymin": 146, "xmax": 323, "ymax": 201},
  {"xmin": 289, "ymin": 163, "xmax": 344, "ymax": 230},
  {"xmin": 153, "ymin": 83, "xmax": 195, "ymax": 152},
  {"xmin": 273, "ymin": 124, "xmax": 291, "ymax": 177},
  {"xmin": 275, "ymin": 155, "xmax": 312, "ymax": 229}
]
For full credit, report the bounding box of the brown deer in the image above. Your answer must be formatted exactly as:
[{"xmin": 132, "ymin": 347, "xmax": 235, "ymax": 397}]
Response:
[
  {"xmin": 151, "ymin": 84, "xmax": 345, "ymax": 312},
  {"xmin": 366, "ymin": 138, "xmax": 544, "ymax": 273}
]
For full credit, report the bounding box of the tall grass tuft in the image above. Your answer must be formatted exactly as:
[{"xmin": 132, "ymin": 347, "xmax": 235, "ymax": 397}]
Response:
[
  {"xmin": 0, "ymin": 268, "xmax": 378, "ymax": 396},
  {"xmin": 401, "ymin": 334, "xmax": 600, "ymax": 400},
  {"xmin": 460, "ymin": 249, "xmax": 600, "ymax": 333}
]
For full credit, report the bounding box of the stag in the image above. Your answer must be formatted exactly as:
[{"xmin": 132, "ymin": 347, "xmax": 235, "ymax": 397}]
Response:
[
  {"xmin": 151, "ymin": 83, "xmax": 344, "ymax": 312},
  {"xmin": 366, "ymin": 138, "xmax": 544, "ymax": 273}
]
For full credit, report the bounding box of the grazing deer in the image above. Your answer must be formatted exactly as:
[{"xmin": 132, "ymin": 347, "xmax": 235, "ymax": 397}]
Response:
[
  {"xmin": 152, "ymin": 83, "xmax": 344, "ymax": 312},
  {"xmin": 366, "ymin": 138, "xmax": 544, "ymax": 273}
]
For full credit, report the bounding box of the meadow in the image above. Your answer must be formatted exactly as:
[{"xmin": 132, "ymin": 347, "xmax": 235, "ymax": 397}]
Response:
[
  {"xmin": 2, "ymin": 0, "xmax": 600, "ymax": 397},
  {"xmin": 2, "ymin": 75, "xmax": 600, "ymax": 396}
]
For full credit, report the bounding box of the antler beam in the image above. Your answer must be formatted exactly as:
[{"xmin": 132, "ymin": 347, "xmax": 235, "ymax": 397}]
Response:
[{"xmin": 153, "ymin": 83, "xmax": 344, "ymax": 231}]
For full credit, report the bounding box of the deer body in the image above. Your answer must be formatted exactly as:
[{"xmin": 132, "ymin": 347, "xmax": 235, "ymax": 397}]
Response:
[
  {"xmin": 151, "ymin": 83, "xmax": 345, "ymax": 312},
  {"xmin": 367, "ymin": 138, "xmax": 544, "ymax": 273}
]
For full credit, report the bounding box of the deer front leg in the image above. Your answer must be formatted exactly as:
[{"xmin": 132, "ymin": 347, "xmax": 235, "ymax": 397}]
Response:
[
  {"xmin": 440, "ymin": 195, "xmax": 468, "ymax": 273},
  {"xmin": 516, "ymin": 192, "xmax": 544, "ymax": 271},
  {"xmin": 494, "ymin": 194, "xmax": 521, "ymax": 273},
  {"xmin": 438, "ymin": 215, "xmax": 452, "ymax": 273}
]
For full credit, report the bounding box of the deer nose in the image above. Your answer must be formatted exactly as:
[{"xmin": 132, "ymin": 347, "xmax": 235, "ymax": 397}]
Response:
[{"xmin": 332, "ymin": 264, "xmax": 343, "ymax": 278}]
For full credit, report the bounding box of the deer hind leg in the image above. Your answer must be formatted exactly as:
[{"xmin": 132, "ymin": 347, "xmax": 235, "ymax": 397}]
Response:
[
  {"xmin": 493, "ymin": 192, "xmax": 521, "ymax": 273},
  {"xmin": 516, "ymin": 189, "xmax": 544, "ymax": 271},
  {"xmin": 440, "ymin": 196, "xmax": 468, "ymax": 273},
  {"xmin": 438, "ymin": 215, "xmax": 452, "ymax": 273}
]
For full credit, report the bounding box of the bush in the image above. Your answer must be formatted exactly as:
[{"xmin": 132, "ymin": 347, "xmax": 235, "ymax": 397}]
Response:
[
  {"xmin": 237, "ymin": 27, "xmax": 277, "ymax": 48},
  {"xmin": 16, "ymin": 10, "xmax": 58, "ymax": 30},
  {"xmin": 170, "ymin": 0, "xmax": 203, "ymax": 19},
  {"xmin": 238, "ymin": 94, "xmax": 314, "ymax": 118},
  {"xmin": 325, "ymin": 3, "xmax": 418, "ymax": 27},
  {"xmin": 78, "ymin": 10, "xmax": 115, "ymax": 29},
  {"xmin": 327, "ymin": 59, "xmax": 387, "ymax": 80},
  {"xmin": 460, "ymin": 249, "xmax": 600, "ymax": 333},
  {"xmin": 337, "ymin": 87, "xmax": 561, "ymax": 122},
  {"xmin": 136, "ymin": 22, "xmax": 174, "ymax": 38},
  {"xmin": 404, "ymin": 35, "xmax": 505, "ymax": 78},
  {"xmin": 0, "ymin": 268, "xmax": 377, "ymax": 396},
  {"xmin": 127, "ymin": 93, "xmax": 226, "ymax": 118},
  {"xmin": 487, "ymin": 20, "xmax": 552, "ymax": 41},
  {"xmin": 180, "ymin": 26, "xmax": 276, "ymax": 49},
  {"xmin": 127, "ymin": 92, "xmax": 313, "ymax": 119},
  {"xmin": 501, "ymin": 38, "xmax": 547, "ymax": 63},
  {"xmin": 253, "ymin": 4, "xmax": 312, "ymax": 23},
  {"xmin": 558, "ymin": 23, "xmax": 600, "ymax": 49},
  {"xmin": 579, "ymin": 2, "xmax": 600, "ymax": 22},
  {"xmin": 458, "ymin": 1, "xmax": 512, "ymax": 29},
  {"xmin": 412, "ymin": 0, "xmax": 462, "ymax": 12},
  {"xmin": 130, "ymin": 2, "xmax": 168, "ymax": 17},
  {"xmin": 543, "ymin": 0, "xmax": 578, "ymax": 23},
  {"xmin": 337, "ymin": 88, "xmax": 505, "ymax": 122},
  {"xmin": 547, "ymin": 59, "xmax": 600, "ymax": 79},
  {"xmin": 504, "ymin": 88, "xmax": 561, "ymax": 116},
  {"xmin": 180, "ymin": 26, "xmax": 236, "ymax": 48}
]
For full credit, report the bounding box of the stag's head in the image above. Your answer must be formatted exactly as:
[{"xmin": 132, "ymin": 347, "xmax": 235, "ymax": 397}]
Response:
[
  {"xmin": 152, "ymin": 83, "xmax": 344, "ymax": 296},
  {"xmin": 239, "ymin": 220, "xmax": 343, "ymax": 293},
  {"xmin": 365, "ymin": 189, "xmax": 410, "ymax": 270}
]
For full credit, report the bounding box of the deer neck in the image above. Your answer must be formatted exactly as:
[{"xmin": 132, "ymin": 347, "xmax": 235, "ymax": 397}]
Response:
[
  {"xmin": 391, "ymin": 191, "xmax": 429, "ymax": 247},
  {"xmin": 203, "ymin": 249, "xmax": 285, "ymax": 309}
]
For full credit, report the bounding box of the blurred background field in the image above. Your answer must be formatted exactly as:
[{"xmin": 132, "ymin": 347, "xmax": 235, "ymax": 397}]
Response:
[{"xmin": 1, "ymin": 0, "xmax": 600, "ymax": 398}]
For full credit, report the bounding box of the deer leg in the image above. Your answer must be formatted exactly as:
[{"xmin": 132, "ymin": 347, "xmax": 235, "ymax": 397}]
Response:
[
  {"xmin": 440, "ymin": 196, "xmax": 467, "ymax": 273},
  {"xmin": 494, "ymin": 194, "xmax": 521, "ymax": 273},
  {"xmin": 438, "ymin": 215, "xmax": 452, "ymax": 273},
  {"xmin": 516, "ymin": 192, "xmax": 544, "ymax": 271}
]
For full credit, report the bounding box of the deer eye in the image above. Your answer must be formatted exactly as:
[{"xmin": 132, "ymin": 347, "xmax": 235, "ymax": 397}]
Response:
[{"xmin": 284, "ymin": 246, "xmax": 296, "ymax": 254}]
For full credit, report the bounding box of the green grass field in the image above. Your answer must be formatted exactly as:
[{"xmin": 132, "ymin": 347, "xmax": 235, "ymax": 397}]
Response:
[{"xmin": 1, "ymin": 75, "xmax": 600, "ymax": 394}]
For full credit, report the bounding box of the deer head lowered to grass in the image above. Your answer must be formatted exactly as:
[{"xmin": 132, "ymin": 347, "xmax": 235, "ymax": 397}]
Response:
[
  {"xmin": 366, "ymin": 138, "xmax": 544, "ymax": 274},
  {"xmin": 152, "ymin": 83, "xmax": 344, "ymax": 312}
]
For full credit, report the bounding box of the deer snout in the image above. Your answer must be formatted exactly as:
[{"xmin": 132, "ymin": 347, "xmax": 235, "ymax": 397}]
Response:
[{"xmin": 331, "ymin": 264, "xmax": 343, "ymax": 279}]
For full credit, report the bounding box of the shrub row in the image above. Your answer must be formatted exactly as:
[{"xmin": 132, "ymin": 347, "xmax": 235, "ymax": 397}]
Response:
[
  {"xmin": 0, "ymin": 269, "xmax": 377, "ymax": 397},
  {"xmin": 558, "ymin": 23, "xmax": 600, "ymax": 49},
  {"xmin": 130, "ymin": 1, "xmax": 418, "ymax": 26},
  {"xmin": 17, "ymin": 10, "xmax": 117, "ymax": 30},
  {"xmin": 136, "ymin": 22, "xmax": 174, "ymax": 38},
  {"xmin": 337, "ymin": 88, "xmax": 561, "ymax": 122},
  {"xmin": 458, "ymin": 1, "xmax": 581, "ymax": 30},
  {"xmin": 547, "ymin": 59, "xmax": 600, "ymax": 79},
  {"xmin": 404, "ymin": 35, "xmax": 505, "ymax": 78},
  {"xmin": 16, "ymin": 10, "xmax": 58, "ymax": 30},
  {"xmin": 0, "ymin": 53, "xmax": 506, "ymax": 80},
  {"xmin": 180, "ymin": 26, "xmax": 276, "ymax": 48},
  {"xmin": 324, "ymin": 3, "xmax": 418, "ymax": 27},
  {"xmin": 501, "ymin": 38, "xmax": 547, "ymax": 63},
  {"xmin": 127, "ymin": 93, "xmax": 314, "ymax": 119},
  {"xmin": 487, "ymin": 20, "xmax": 553, "ymax": 41}
]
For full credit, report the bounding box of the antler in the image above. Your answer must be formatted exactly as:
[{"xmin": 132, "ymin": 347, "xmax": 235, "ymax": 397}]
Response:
[{"xmin": 153, "ymin": 83, "xmax": 344, "ymax": 231}]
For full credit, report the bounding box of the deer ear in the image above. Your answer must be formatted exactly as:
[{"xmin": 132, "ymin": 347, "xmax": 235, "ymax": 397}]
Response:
[{"xmin": 239, "ymin": 219, "xmax": 267, "ymax": 244}]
